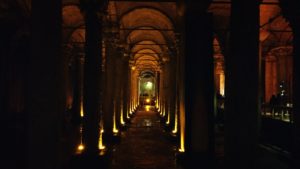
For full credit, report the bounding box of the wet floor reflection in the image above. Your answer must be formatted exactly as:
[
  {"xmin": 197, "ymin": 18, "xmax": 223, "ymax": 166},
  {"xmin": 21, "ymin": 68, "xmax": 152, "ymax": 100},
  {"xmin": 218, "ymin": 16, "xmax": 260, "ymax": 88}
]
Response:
[{"xmin": 110, "ymin": 107, "xmax": 183, "ymax": 169}]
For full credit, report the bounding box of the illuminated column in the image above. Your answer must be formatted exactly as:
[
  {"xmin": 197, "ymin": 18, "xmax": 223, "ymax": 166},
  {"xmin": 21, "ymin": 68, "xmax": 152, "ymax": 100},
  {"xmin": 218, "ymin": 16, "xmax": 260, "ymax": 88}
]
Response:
[
  {"xmin": 160, "ymin": 68, "xmax": 165, "ymax": 116},
  {"xmin": 81, "ymin": 2, "xmax": 105, "ymax": 154},
  {"xmin": 184, "ymin": 7, "xmax": 214, "ymax": 162},
  {"xmin": 176, "ymin": 0, "xmax": 186, "ymax": 154},
  {"xmin": 163, "ymin": 64, "xmax": 169, "ymax": 119},
  {"xmin": 172, "ymin": 38, "xmax": 180, "ymax": 135},
  {"xmin": 103, "ymin": 41, "xmax": 116, "ymax": 137},
  {"xmin": 127, "ymin": 65, "xmax": 132, "ymax": 116},
  {"xmin": 156, "ymin": 72, "xmax": 160, "ymax": 109},
  {"xmin": 28, "ymin": 0, "xmax": 63, "ymax": 168},
  {"xmin": 122, "ymin": 59, "xmax": 130, "ymax": 120},
  {"xmin": 71, "ymin": 53, "xmax": 85, "ymax": 124},
  {"xmin": 168, "ymin": 59, "xmax": 177, "ymax": 128},
  {"xmin": 225, "ymin": 1, "xmax": 259, "ymax": 168},
  {"xmin": 115, "ymin": 53, "xmax": 124, "ymax": 127}
]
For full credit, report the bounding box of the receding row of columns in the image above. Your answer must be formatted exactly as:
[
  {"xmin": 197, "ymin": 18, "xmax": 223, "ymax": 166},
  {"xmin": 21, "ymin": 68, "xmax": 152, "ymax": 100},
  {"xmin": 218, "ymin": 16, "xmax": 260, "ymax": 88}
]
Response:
[{"xmin": 27, "ymin": 0, "xmax": 300, "ymax": 168}]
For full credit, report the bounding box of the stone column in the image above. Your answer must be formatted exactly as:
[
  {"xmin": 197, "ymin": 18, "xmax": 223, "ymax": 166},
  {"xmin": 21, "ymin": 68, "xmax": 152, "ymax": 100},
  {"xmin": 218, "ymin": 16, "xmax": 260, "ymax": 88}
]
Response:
[
  {"xmin": 286, "ymin": 15, "xmax": 300, "ymax": 168},
  {"xmin": 114, "ymin": 51, "xmax": 123, "ymax": 129},
  {"xmin": 159, "ymin": 67, "xmax": 165, "ymax": 116},
  {"xmin": 28, "ymin": 0, "xmax": 63, "ymax": 168},
  {"xmin": 81, "ymin": 3, "xmax": 103, "ymax": 154},
  {"xmin": 71, "ymin": 54, "xmax": 85, "ymax": 125},
  {"xmin": 156, "ymin": 72, "xmax": 160, "ymax": 109},
  {"xmin": 184, "ymin": 8, "xmax": 215, "ymax": 165},
  {"xmin": 265, "ymin": 55, "xmax": 278, "ymax": 102},
  {"xmin": 103, "ymin": 42, "xmax": 115, "ymax": 138},
  {"xmin": 169, "ymin": 59, "xmax": 177, "ymax": 129},
  {"xmin": 225, "ymin": 1, "xmax": 259, "ymax": 168},
  {"xmin": 292, "ymin": 21, "xmax": 300, "ymax": 169},
  {"xmin": 122, "ymin": 59, "xmax": 130, "ymax": 121}
]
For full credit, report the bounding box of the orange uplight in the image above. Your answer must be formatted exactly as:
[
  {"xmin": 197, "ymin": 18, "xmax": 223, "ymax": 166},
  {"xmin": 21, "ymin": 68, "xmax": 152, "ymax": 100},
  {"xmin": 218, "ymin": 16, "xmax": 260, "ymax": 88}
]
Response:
[
  {"xmin": 146, "ymin": 98, "xmax": 150, "ymax": 103},
  {"xmin": 172, "ymin": 109, "xmax": 178, "ymax": 134},
  {"xmin": 166, "ymin": 110, "xmax": 170, "ymax": 125},
  {"xmin": 113, "ymin": 101, "xmax": 119, "ymax": 134},
  {"xmin": 120, "ymin": 103, "xmax": 125, "ymax": 125},
  {"xmin": 80, "ymin": 101, "xmax": 84, "ymax": 117},
  {"xmin": 77, "ymin": 144, "xmax": 85, "ymax": 151},
  {"xmin": 179, "ymin": 102, "xmax": 185, "ymax": 153},
  {"xmin": 98, "ymin": 128, "xmax": 106, "ymax": 150},
  {"xmin": 145, "ymin": 105, "xmax": 151, "ymax": 111}
]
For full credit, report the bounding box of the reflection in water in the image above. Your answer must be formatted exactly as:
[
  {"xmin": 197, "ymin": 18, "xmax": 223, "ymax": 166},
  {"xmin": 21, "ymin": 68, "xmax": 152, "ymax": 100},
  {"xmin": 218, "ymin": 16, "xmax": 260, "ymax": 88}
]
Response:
[
  {"xmin": 145, "ymin": 105, "xmax": 151, "ymax": 111},
  {"xmin": 76, "ymin": 124, "xmax": 84, "ymax": 153},
  {"xmin": 143, "ymin": 119, "xmax": 152, "ymax": 127}
]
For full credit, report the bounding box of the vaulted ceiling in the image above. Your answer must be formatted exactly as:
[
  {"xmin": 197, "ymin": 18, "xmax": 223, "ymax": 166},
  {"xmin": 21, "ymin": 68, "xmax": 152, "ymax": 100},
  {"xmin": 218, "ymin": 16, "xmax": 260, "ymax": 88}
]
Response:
[{"xmin": 1, "ymin": 0, "xmax": 294, "ymax": 67}]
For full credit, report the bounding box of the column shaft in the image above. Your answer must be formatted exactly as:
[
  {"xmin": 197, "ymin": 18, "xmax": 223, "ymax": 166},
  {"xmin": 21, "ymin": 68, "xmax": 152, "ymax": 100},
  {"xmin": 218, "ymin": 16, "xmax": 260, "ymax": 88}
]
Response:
[
  {"xmin": 225, "ymin": 1, "xmax": 259, "ymax": 168},
  {"xmin": 184, "ymin": 10, "xmax": 214, "ymax": 159},
  {"xmin": 29, "ymin": 0, "xmax": 63, "ymax": 168},
  {"xmin": 82, "ymin": 9, "xmax": 102, "ymax": 153},
  {"xmin": 292, "ymin": 23, "xmax": 300, "ymax": 167}
]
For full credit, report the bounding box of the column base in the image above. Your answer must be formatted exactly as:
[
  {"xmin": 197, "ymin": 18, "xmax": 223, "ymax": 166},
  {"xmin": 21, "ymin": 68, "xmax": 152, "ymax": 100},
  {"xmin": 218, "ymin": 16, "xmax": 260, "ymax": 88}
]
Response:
[
  {"xmin": 70, "ymin": 151, "xmax": 110, "ymax": 169},
  {"xmin": 119, "ymin": 124, "xmax": 128, "ymax": 131},
  {"xmin": 176, "ymin": 151, "xmax": 215, "ymax": 169},
  {"xmin": 125, "ymin": 117, "xmax": 132, "ymax": 124},
  {"xmin": 164, "ymin": 124, "xmax": 173, "ymax": 132},
  {"xmin": 103, "ymin": 132, "xmax": 121, "ymax": 145},
  {"xmin": 160, "ymin": 117, "xmax": 166, "ymax": 124},
  {"xmin": 167, "ymin": 132, "xmax": 179, "ymax": 143}
]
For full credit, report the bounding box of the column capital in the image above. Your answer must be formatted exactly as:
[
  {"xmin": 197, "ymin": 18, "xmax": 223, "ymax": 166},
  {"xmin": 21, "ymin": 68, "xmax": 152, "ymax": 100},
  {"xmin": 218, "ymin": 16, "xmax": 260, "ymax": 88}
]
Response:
[
  {"xmin": 79, "ymin": 0, "xmax": 108, "ymax": 13},
  {"xmin": 185, "ymin": 0, "xmax": 212, "ymax": 12}
]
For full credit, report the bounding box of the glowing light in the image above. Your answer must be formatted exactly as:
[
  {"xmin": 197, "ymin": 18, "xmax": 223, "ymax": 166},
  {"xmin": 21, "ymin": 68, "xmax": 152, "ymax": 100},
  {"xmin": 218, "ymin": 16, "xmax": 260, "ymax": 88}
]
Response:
[
  {"xmin": 77, "ymin": 124, "xmax": 84, "ymax": 153},
  {"xmin": 145, "ymin": 105, "xmax": 151, "ymax": 111},
  {"xmin": 127, "ymin": 108, "xmax": 130, "ymax": 119},
  {"xmin": 113, "ymin": 101, "xmax": 119, "ymax": 134},
  {"xmin": 179, "ymin": 102, "xmax": 185, "ymax": 153},
  {"xmin": 145, "ymin": 82, "xmax": 153, "ymax": 90},
  {"xmin": 162, "ymin": 105, "xmax": 166, "ymax": 117},
  {"xmin": 77, "ymin": 144, "xmax": 85, "ymax": 151},
  {"xmin": 129, "ymin": 101, "xmax": 133, "ymax": 115},
  {"xmin": 146, "ymin": 98, "xmax": 150, "ymax": 103},
  {"xmin": 98, "ymin": 128, "xmax": 106, "ymax": 150},
  {"xmin": 113, "ymin": 128, "xmax": 119, "ymax": 134},
  {"xmin": 166, "ymin": 109, "xmax": 170, "ymax": 125},
  {"xmin": 220, "ymin": 73, "xmax": 225, "ymax": 96},
  {"xmin": 131, "ymin": 66, "xmax": 136, "ymax": 70},
  {"xmin": 80, "ymin": 101, "xmax": 84, "ymax": 117},
  {"xmin": 179, "ymin": 147, "xmax": 185, "ymax": 153},
  {"xmin": 172, "ymin": 105, "xmax": 178, "ymax": 134},
  {"xmin": 120, "ymin": 103, "xmax": 125, "ymax": 125}
]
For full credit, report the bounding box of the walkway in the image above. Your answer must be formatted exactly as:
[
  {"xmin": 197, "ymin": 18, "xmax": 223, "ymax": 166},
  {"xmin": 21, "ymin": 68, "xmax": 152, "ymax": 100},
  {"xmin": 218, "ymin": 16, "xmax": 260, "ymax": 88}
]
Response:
[{"xmin": 110, "ymin": 106, "xmax": 182, "ymax": 169}]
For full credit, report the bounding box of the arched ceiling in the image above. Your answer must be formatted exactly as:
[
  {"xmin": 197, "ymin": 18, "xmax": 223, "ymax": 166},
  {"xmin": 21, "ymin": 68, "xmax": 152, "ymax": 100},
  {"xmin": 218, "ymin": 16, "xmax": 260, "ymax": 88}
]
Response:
[
  {"xmin": 62, "ymin": 5, "xmax": 84, "ymax": 42},
  {"xmin": 120, "ymin": 8, "xmax": 173, "ymax": 30},
  {"xmin": 59, "ymin": 0, "xmax": 293, "ymax": 70},
  {"xmin": 126, "ymin": 27, "xmax": 167, "ymax": 45},
  {"xmin": 70, "ymin": 27, "xmax": 85, "ymax": 41},
  {"xmin": 114, "ymin": 6, "xmax": 176, "ymax": 73},
  {"xmin": 0, "ymin": 0, "xmax": 31, "ymax": 25},
  {"xmin": 131, "ymin": 40, "xmax": 164, "ymax": 55},
  {"xmin": 60, "ymin": 1, "xmax": 178, "ymax": 73},
  {"xmin": 63, "ymin": 5, "xmax": 83, "ymax": 27},
  {"xmin": 209, "ymin": 0, "xmax": 293, "ymax": 54}
]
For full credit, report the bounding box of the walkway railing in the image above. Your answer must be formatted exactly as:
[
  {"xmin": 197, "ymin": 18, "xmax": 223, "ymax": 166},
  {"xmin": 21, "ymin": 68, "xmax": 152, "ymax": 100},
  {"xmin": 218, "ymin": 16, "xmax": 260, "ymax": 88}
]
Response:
[{"xmin": 261, "ymin": 103, "xmax": 293, "ymax": 123}]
